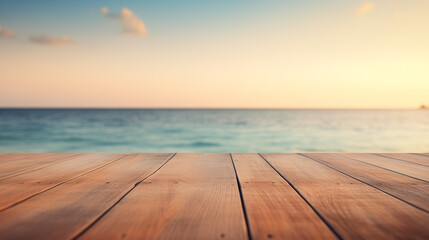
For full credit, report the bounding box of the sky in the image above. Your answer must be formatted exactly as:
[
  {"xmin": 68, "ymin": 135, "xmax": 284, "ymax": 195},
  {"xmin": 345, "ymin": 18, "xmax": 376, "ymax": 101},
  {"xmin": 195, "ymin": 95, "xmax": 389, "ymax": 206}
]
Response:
[{"xmin": 0, "ymin": 0, "xmax": 428, "ymax": 108}]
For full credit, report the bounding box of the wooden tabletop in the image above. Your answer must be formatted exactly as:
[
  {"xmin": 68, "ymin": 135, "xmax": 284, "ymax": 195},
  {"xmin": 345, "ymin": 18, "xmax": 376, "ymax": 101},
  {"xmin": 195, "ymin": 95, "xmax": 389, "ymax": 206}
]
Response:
[{"xmin": 0, "ymin": 153, "xmax": 428, "ymax": 240}]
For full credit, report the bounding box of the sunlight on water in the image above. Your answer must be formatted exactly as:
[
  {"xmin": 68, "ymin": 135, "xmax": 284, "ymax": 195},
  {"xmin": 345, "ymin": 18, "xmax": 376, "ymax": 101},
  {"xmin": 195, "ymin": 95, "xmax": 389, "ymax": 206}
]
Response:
[{"xmin": 0, "ymin": 109, "xmax": 428, "ymax": 153}]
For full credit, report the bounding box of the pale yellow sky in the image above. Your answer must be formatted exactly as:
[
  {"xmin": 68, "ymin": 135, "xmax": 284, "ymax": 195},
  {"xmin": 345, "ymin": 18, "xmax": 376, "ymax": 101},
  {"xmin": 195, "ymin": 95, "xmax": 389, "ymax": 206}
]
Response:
[{"xmin": 0, "ymin": 0, "xmax": 428, "ymax": 108}]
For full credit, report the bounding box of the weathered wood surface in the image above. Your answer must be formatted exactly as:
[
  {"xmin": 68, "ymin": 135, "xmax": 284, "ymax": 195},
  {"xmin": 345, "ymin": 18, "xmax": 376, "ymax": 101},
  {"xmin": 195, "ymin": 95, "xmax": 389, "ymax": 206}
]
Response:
[
  {"xmin": 231, "ymin": 153, "xmax": 336, "ymax": 240},
  {"xmin": 262, "ymin": 153, "xmax": 429, "ymax": 240},
  {"xmin": 304, "ymin": 153, "xmax": 429, "ymax": 212},
  {"xmin": 0, "ymin": 153, "xmax": 126, "ymax": 211},
  {"xmin": 340, "ymin": 153, "xmax": 429, "ymax": 182},
  {"xmin": 0, "ymin": 153, "xmax": 428, "ymax": 240},
  {"xmin": 80, "ymin": 153, "xmax": 248, "ymax": 240},
  {"xmin": 378, "ymin": 153, "xmax": 429, "ymax": 167},
  {"xmin": 0, "ymin": 153, "xmax": 82, "ymax": 180},
  {"xmin": 0, "ymin": 153, "xmax": 173, "ymax": 240}
]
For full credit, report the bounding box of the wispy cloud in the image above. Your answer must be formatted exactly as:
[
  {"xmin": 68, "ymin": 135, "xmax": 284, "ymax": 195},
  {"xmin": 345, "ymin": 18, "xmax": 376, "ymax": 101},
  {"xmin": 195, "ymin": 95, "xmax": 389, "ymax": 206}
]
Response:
[
  {"xmin": 0, "ymin": 25, "xmax": 15, "ymax": 38},
  {"xmin": 101, "ymin": 7, "xmax": 147, "ymax": 36},
  {"xmin": 356, "ymin": 2, "xmax": 375, "ymax": 16},
  {"xmin": 28, "ymin": 35, "xmax": 75, "ymax": 46}
]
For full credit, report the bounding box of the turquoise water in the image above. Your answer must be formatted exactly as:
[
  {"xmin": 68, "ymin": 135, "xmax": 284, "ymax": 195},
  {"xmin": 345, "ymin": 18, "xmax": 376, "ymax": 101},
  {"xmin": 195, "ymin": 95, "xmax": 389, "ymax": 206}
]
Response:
[{"xmin": 0, "ymin": 109, "xmax": 428, "ymax": 153}]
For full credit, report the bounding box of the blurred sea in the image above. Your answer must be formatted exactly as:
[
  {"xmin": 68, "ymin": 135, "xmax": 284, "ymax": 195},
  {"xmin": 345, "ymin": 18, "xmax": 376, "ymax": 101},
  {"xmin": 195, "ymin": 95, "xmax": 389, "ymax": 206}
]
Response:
[{"xmin": 0, "ymin": 109, "xmax": 428, "ymax": 153}]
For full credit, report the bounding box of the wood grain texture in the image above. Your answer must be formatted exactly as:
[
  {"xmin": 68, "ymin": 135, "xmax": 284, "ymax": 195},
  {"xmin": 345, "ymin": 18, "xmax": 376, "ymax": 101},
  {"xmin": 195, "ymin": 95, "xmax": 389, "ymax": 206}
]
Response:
[
  {"xmin": 262, "ymin": 153, "xmax": 429, "ymax": 239},
  {"xmin": 304, "ymin": 153, "xmax": 429, "ymax": 212},
  {"xmin": 0, "ymin": 153, "xmax": 81, "ymax": 180},
  {"xmin": 0, "ymin": 153, "xmax": 173, "ymax": 240},
  {"xmin": 0, "ymin": 153, "xmax": 55, "ymax": 162},
  {"xmin": 0, "ymin": 153, "xmax": 125, "ymax": 211},
  {"xmin": 232, "ymin": 153, "xmax": 336, "ymax": 240},
  {"xmin": 377, "ymin": 153, "xmax": 429, "ymax": 167},
  {"xmin": 1, "ymin": 153, "xmax": 428, "ymax": 240},
  {"xmin": 339, "ymin": 153, "xmax": 429, "ymax": 182},
  {"xmin": 0, "ymin": 153, "xmax": 51, "ymax": 162},
  {"xmin": 79, "ymin": 153, "xmax": 248, "ymax": 240}
]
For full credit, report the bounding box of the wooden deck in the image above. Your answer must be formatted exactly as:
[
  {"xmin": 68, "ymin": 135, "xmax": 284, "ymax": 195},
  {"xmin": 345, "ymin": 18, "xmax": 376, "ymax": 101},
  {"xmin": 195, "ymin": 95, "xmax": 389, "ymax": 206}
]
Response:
[{"xmin": 0, "ymin": 153, "xmax": 428, "ymax": 240}]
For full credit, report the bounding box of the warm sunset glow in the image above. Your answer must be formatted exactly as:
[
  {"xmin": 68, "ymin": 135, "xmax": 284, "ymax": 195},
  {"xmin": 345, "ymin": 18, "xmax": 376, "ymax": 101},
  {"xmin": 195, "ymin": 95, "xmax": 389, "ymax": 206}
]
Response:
[{"xmin": 0, "ymin": 0, "xmax": 428, "ymax": 108}]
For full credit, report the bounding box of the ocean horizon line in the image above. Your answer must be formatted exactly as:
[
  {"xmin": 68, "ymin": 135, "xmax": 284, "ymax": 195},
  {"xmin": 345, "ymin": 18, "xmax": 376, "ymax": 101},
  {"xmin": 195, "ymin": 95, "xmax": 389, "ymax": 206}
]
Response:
[{"xmin": 1, "ymin": 107, "xmax": 428, "ymax": 153}]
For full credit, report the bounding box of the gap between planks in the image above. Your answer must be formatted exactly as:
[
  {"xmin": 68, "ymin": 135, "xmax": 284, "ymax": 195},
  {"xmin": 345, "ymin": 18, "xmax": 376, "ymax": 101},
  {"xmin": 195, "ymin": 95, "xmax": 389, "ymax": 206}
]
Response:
[
  {"xmin": 301, "ymin": 153, "xmax": 429, "ymax": 214},
  {"xmin": 72, "ymin": 153, "xmax": 177, "ymax": 239},
  {"xmin": 0, "ymin": 154, "xmax": 131, "ymax": 212}
]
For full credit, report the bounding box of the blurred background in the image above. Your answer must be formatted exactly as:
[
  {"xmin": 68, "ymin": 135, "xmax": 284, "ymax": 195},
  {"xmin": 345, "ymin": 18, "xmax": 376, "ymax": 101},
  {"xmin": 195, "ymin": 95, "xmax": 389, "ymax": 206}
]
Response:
[
  {"xmin": 1, "ymin": 109, "xmax": 428, "ymax": 152},
  {"xmin": 1, "ymin": 0, "xmax": 428, "ymax": 152}
]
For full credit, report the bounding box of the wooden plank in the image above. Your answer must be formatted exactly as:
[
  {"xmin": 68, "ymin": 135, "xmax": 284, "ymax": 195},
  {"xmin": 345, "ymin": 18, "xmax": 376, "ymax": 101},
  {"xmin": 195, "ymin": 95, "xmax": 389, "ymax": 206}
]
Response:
[
  {"xmin": 339, "ymin": 153, "xmax": 429, "ymax": 182},
  {"xmin": 262, "ymin": 153, "xmax": 429, "ymax": 239},
  {"xmin": 377, "ymin": 153, "xmax": 429, "ymax": 167},
  {"xmin": 0, "ymin": 153, "xmax": 173, "ymax": 240},
  {"xmin": 232, "ymin": 153, "xmax": 336, "ymax": 239},
  {"xmin": 78, "ymin": 153, "xmax": 248, "ymax": 240},
  {"xmin": 0, "ymin": 153, "xmax": 82, "ymax": 179},
  {"xmin": 0, "ymin": 153, "xmax": 126, "ymax": 211},
  {"xmin": 0, "ymin": 153, "xmax": 52, "ymax": 161},
  {"xmin": 0, "ymin": 153, "xmax": 75, "ymax": 165},
  {"xmin": 304, "ymin": 153, "xmax": 429, "ymax": 212}
]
